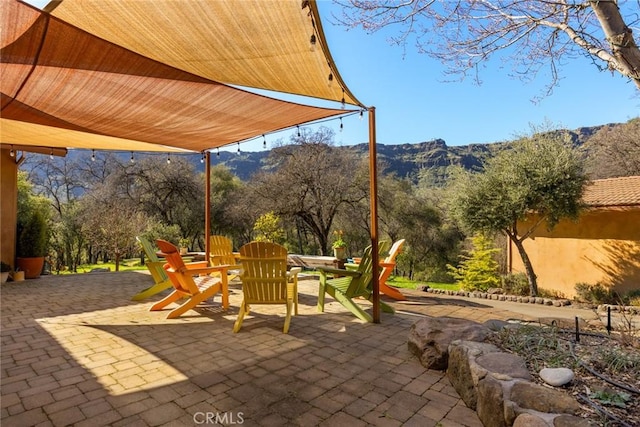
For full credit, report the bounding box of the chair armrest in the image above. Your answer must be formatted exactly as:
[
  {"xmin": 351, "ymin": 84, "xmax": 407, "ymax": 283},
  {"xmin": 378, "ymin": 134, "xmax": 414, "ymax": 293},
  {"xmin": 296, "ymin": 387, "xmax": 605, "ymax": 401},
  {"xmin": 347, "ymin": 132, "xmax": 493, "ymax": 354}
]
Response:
[
  {"xmin": 183, "ymin": 261, "xmax": 209, "ymax": 269},
  {"xmin": 317, "ymin": 267, "xmax": 361, "ymax": 278},
  {"xmin": 287, "ymin": 267, "xmax": 302, "ymax": 280},
  {"xmin": 379, "ymin": 262, "xmax": 395, "ymax": 269},
  {"xmin": 179, "ymin": 265, "xmax": 229, "ymax": 275}
]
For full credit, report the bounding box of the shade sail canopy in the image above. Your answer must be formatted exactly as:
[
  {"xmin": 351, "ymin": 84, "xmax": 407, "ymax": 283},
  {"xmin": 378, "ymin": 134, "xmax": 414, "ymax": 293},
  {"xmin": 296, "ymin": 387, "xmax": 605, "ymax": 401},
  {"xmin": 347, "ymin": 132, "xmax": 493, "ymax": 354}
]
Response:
[{"xmin": 1, "ymin": 0, "xmax": 363, "ymax": 153}]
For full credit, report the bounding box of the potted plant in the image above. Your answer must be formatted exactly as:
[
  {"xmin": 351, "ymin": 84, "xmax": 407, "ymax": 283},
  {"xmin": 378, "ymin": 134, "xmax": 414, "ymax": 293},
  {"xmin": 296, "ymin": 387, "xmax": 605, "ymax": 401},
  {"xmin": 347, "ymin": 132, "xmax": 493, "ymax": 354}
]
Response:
[
  {"xmin": 179, "ymin": 237, "xmax": 190, "ymax": 255},
  {"xmin": 16, "ymin": 209, "xmax": 50, "ymax": 279},
  {"xmin": 1, "ymin": 261, "xmax": 11, "ymax": 283},
  {"xmin": 332, "ymin": 230, "xmax": 347, "ymax": 260}
]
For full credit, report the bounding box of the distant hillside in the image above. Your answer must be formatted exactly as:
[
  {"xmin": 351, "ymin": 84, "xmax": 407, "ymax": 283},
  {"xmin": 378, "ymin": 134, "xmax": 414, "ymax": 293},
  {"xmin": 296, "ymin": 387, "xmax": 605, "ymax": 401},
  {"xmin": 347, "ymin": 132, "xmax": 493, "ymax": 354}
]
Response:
[{"xmin": 208, "ymin": 124, "xmax": 607, "ymax": 182}]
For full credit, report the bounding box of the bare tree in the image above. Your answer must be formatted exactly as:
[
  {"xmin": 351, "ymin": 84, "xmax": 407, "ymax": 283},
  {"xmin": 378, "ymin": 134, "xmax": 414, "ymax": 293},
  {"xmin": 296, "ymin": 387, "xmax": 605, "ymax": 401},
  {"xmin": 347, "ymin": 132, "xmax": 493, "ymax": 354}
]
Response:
[
  {"xmin": 336, "ymin": 0, "xmax": 640, "ymax": 95},
  {"xmin": 249, "ymin": 127, "xmax": 364, "ymax": 255}
]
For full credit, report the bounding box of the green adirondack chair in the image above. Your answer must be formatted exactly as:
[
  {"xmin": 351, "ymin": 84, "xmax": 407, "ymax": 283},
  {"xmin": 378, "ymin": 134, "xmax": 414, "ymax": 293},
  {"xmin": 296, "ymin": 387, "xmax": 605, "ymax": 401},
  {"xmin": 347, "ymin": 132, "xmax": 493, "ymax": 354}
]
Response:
[
  {"xmin": 317, "ymin": 242, "xmax": 395, "ymax": 322},
  {"xmin": 132, "ymin": 236, "xmax": 173, "ymax": 301}
]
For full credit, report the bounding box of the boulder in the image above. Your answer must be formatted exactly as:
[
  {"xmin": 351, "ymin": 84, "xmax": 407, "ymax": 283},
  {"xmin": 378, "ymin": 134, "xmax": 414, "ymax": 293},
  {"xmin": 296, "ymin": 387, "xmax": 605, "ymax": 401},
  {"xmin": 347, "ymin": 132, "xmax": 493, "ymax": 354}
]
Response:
[
  {"xmin": 513, "ymin": 413, "xmax": 550, "ymax": 427},
  {"xmin": 510, "ymin": 381, "xmax": 581, "ymax": 415},
  {"xmin": 447, "ymin": 340, "xmax": 502, "ymax": 409},
  {"xmin": 539, "ymin": 368, "xmax": 574, "ymax": 387},
  {"xmin": 408, "ymin": 317, "xmax": 491, "ymax": 370}
]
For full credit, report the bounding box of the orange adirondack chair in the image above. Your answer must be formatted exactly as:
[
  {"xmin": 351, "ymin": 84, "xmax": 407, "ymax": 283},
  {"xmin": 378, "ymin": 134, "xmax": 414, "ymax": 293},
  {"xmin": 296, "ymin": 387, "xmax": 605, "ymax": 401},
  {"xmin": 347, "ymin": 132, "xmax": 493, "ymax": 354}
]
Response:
[
  {"xmin": 233, "ymin": 241, "xmax": 301, "ymax": 333},
  {"xmin": 379, "ymin": 239, "xmax": 406, "ymax": 301},
  {"xmin": 150, "ymin": 239, "xmax": 230, "ymax": 319}
]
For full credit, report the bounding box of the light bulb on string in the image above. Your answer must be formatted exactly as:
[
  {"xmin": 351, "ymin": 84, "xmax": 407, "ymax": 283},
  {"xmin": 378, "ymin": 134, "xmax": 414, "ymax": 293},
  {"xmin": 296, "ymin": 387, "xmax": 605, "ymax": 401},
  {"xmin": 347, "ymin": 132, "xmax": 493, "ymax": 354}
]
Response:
[
  {"xmin": 216, "ymin": 148, "xmax": 220, "ymax": 157},
  {"xmin": 9, "ymin": 145, "xmax": 14, "ymax": 157},
  {"xmin": 297, "ymin": 125, "xmax": 301, "ymax": 138},
  {"xmin": 359, "ymin": 110, "xmax": 364, "ymax": 121},
  {"xmin": 341, "ymin": 90, "xmax": 345, "ymax": 109},
  {"xmin": 309, "ymin": 34, "xmax": 316, "ymax": 52},
  {"xmin": 200, "ymin": 152, "xmax": 205, "ymax": 163},
  {"xmin": 167, "ymin": 154, "xmax": 171, "ymax": 164},
  {"xmin": 91, "ymin": 149, "xmax": 96, "ymax": 162},
  {"xmin": 50, "ymin": 149, "xmax": 54, "ymax": 160},
  {"xmin": 262, "ymin": 134, "xmax": 267, "ymax": 148},
  {"xmin": 339, "ymin": 117, "xmax": 343, "ymax": 132},
  {"xmin": 327, "ymin": 72, "xmax": 333, "ymax": 87},
  {"xmin": 130, "ymin": 152, "xmax": 135, "ymax": 163},
  {"xmin": 237, "ymin": 142, "xmax": 241, "ymax": 154}
]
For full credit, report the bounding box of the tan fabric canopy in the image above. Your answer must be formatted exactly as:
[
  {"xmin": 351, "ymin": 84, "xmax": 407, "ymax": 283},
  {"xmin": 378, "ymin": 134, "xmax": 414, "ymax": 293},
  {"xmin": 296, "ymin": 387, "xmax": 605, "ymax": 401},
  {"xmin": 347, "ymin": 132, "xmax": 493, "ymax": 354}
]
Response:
[{"xmin": 1, "ymin": 0, "xmax": 362, "ymax": 153}]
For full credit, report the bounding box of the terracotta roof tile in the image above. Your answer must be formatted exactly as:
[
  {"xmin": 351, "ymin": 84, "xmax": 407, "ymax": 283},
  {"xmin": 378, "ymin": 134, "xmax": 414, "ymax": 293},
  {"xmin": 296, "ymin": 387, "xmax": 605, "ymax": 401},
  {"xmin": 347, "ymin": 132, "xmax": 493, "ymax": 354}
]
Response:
[{"xmin": 583, "ymin": 176, "xmax": 640, "ymax": 207}]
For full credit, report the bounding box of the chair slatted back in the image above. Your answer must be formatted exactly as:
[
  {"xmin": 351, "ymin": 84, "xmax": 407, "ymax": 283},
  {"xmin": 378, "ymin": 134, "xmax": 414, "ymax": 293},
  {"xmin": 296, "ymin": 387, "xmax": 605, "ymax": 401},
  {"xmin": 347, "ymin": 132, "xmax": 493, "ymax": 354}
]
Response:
[
  {"xmin": 239, "ymin": 242, "xmax": 288, "ymax": 303},
  {"xmin": 347, "ymin": 241, "xmax": 391, "ymax": 297},
  {"xmin": 137, "ymin": 236, "xmax": 161, "ymax": 263},
  {"xmin": 209, "ymin": 235, "xmax": 239, "ymax": 267},
  {"xmin": 384, "ymin": 239, "xmax": 405, "ymax": 265},
  {"xmin": 156, "ymin": 239, "xmax": 197, "ymax": 295}
]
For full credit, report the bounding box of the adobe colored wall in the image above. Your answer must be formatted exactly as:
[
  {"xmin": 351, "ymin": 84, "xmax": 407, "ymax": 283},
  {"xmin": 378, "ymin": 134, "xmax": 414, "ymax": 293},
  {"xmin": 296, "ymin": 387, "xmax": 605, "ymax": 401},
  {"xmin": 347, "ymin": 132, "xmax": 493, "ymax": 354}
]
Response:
[
  {"xmin": 510, "ymin": 209, "xmax": 640, "ymax": 299},
  {"xmin": 0, "ymin": 148, "xmax": 18, "ymax": 268}
]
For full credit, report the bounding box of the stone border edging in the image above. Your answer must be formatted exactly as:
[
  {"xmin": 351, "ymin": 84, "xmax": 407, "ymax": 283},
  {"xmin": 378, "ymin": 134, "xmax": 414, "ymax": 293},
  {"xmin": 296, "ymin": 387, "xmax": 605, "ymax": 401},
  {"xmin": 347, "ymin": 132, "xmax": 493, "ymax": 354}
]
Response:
[{"xmin": 420, "ymin": 286, "xmax": 573, "ymax": 307}]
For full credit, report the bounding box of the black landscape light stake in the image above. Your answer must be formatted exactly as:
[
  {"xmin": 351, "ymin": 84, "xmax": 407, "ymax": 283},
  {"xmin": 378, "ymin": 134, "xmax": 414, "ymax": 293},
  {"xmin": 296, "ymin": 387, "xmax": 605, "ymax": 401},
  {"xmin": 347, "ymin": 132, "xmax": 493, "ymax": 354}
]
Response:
[
  {"xmin": 606, "ymin": 306, "xmax": 612, "ymax": 335},
  {"xmin": 575, "ymin": 316, "xmax": 580, "ymax": 343}
]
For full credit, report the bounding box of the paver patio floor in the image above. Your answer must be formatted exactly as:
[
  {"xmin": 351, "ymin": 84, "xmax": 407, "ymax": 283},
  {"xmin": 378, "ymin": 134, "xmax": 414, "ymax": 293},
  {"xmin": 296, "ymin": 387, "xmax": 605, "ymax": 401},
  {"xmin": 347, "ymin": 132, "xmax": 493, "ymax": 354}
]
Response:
[{"xmin": 1, "ymin": 271, "xmax": 601, "ymax": 426}]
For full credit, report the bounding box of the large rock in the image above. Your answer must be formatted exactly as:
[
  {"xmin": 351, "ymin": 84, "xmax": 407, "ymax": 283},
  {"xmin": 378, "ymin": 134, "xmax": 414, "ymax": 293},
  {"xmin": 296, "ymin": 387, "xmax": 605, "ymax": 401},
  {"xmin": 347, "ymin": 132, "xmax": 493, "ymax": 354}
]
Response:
[
  {"xmin": 448, "ymin": 340, "xmax": 502, "ymax": 409},
  {"xmin": 477, "ymin": 376, "xmax": 507, "ymax": 427},
  {"xmin": 510, "ymin": 381, "xmax": 581, "ymax": 415},
  {"xmin": 408, "ymin": 317, "xmax": 491, "ymax": 370}
]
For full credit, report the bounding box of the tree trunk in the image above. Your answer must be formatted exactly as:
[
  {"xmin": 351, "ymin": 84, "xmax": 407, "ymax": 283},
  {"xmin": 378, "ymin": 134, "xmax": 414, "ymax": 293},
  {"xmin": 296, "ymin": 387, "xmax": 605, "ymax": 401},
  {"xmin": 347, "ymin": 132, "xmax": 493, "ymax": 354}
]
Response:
[
  {"xmin": 590, "ymin": 0, "xmax": 640, "ymax": 89},
  {"xmin": 512, "ymin": 238, "xmax": 538, "ymax": 297}
]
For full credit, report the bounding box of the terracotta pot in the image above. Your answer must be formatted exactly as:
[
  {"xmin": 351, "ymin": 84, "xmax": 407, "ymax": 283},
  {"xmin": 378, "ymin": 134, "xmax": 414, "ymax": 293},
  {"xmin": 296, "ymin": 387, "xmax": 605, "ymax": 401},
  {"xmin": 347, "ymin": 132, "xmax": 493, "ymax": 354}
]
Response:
[
  {"xmin": 1, "ymin": 272, "xmax": 9, "ymax": 283},
  {"xmin": 333, "ymin": 247, "xmax": 346, "ymax": 260},
  {"xmin": 16, "ymin": 257, "xmax": 45, "ymax": 279}
]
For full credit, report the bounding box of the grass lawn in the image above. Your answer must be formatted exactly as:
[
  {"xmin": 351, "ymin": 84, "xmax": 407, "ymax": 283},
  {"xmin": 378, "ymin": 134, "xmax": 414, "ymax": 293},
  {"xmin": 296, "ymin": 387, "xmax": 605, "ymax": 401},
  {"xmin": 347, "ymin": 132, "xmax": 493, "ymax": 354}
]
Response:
[{"xmin": 53, "ymin": 258, "xmax": 147, "ymax": 275}]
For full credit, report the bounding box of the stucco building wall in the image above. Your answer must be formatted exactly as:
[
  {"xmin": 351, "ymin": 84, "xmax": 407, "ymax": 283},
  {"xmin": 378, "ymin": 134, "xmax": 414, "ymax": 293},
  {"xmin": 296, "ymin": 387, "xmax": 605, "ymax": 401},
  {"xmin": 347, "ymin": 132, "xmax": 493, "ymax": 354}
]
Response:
[{"xmin": 510, "ymin": 209, "xmax": 640, "ymax": 299}]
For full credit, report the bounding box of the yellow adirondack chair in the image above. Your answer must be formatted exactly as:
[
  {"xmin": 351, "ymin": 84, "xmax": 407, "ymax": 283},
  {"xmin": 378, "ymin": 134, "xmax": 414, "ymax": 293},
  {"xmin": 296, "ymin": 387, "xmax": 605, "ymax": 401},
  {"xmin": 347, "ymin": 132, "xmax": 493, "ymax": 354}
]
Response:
[
  {"xmin": 233, "ymin": 241, "xmax": 301, "ymax": 333},
  {"xmin": 379, "ymin": 239, "xmax": 407, "ymax": 301},
  {"xmin": 132, "ymin": 236, "xmax": 172, "ymax": 301},
  {"xmin": 317, "ymin": 242, "xmax": 395, "ymax": 322},
  {"xmin": 209, "ymin": 235, "xmax": 241, "ymax": 281},
  {"xmin": 150, "ymin": 239, "xmax": 230, "ymax": 319}
]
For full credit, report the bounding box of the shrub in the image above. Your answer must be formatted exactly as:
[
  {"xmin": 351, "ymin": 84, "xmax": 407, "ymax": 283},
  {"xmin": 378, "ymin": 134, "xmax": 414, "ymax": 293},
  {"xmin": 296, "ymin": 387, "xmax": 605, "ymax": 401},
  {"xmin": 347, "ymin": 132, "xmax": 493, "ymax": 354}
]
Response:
[
  {"xmin": 501, "ymin": 273, "xmax": 529, "ymax": 296},
  {"xmin": 447, "ymin": 234, "xmax": 501, "ymax": 292},
  {"xmin": 574, "ymin": 282, "xmax": 618, "ymax": 305}
]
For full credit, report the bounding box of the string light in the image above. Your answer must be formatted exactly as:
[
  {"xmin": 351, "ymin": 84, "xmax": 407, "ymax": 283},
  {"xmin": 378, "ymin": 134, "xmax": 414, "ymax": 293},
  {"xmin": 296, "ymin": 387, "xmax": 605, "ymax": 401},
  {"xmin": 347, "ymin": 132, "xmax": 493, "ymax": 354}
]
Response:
[
  {"xmin": 200, "ymin": 152, "xmax": 205, "ymax": 163},
  {"xmin": 297, "ymin": 125, "xmax": 301, "ymax": 137},
  {"xmin": 309, "ymin": 34, "xmax": 316, "ymax": 52},
  {"xmin": 339, "ymin": 117, "xmax": 343, "ymax": 132},
  {"xmin": 130, "ymin": 151, "xmax": 135, "ymax": 163},
  {"xmin": 359, "ymin": 110, "xmax": 364, "ymax": 121},
  {"xmin": 327, "ymin": 72, "xmax": 333, "ymax": 87},
  {"xmin": 237, "ymin": 142, "xmax": 241, "ymax": 154},
  {"xmin": 50, "ymin": 149, "xmax": 54, "ymax": 160},
  {"xmin": 341, "ymin": 89, "xmax": 345, "ymax": 109},
  {"xmin": 217, "ymin": 148, "xmax": 220, "ymax": 157},
  {"xmin": 91, "ymin": 149, "xmax": 96, "ymax": 162},
  {"xmin": 262, "ymin": 134, "xmax": 267, "ymax": 148},
  {"xmin": 167, "ymin": 154, "xmax": 171, "ymax": 164},
  {"xmin": 9, "ymin": 145, "xmax": 14, "ymax": 157}
]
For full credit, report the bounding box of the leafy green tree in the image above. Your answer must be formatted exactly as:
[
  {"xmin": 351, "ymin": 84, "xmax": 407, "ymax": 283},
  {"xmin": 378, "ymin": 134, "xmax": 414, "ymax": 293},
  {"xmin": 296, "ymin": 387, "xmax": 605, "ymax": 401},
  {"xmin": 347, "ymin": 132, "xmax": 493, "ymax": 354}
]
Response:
[
  {"xmin": 253, "ymin": 212, "xmax": 285, "ymax": 244},
  {"xmin": 448, "ymin": 130, "xmax": 587, "ymax": 296},
  {"xmin": 448, "ymin": 234, "xmax": 501, "ymax": 292}
]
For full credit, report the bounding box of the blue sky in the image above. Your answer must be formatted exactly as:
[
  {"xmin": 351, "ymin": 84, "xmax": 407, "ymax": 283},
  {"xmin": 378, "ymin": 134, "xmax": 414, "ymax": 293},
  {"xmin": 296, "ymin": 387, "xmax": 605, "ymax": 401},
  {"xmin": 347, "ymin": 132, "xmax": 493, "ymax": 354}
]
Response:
[
  {"xmin": 23, "ymin": 0, "xmax": 640, "ymax": 153},
  {"xmin": 279, "ymin": 1, "xmax": 639, "ymax": 151}
]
